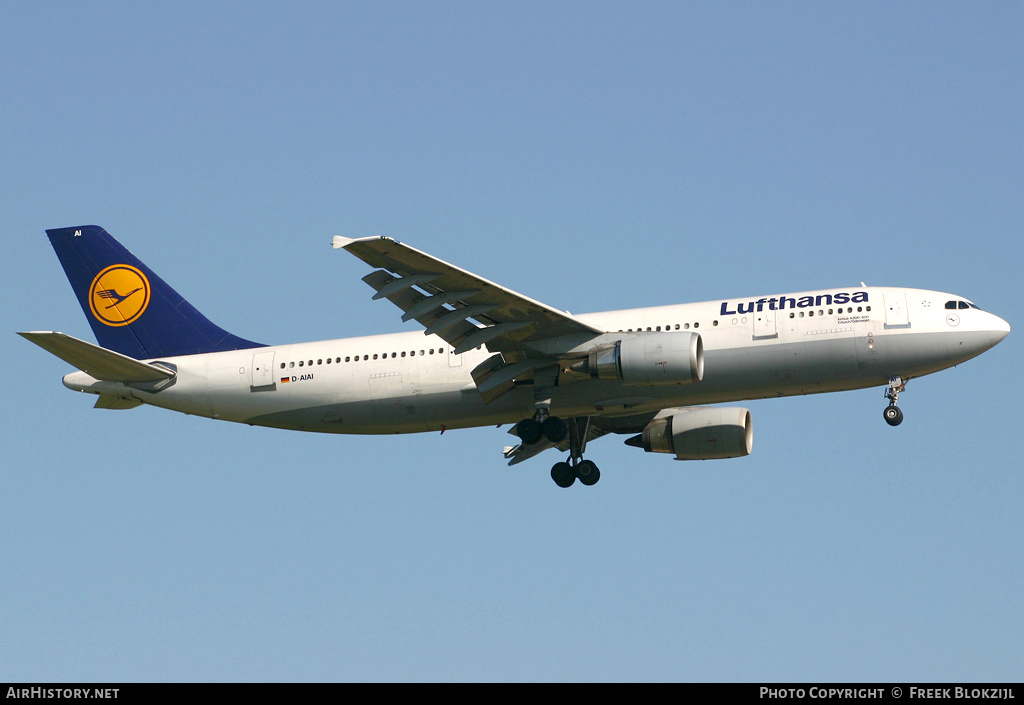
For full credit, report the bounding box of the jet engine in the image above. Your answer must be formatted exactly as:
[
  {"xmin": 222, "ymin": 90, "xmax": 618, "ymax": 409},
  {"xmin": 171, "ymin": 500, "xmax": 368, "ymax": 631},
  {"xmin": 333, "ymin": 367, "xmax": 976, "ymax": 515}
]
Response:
[
  {"xmin": 575, "ymin": 332, "xmax": 703, "ymax": 385},
  {"xmin": 625, "ymin": 406, "xmax": 753, "ymax": 460}
]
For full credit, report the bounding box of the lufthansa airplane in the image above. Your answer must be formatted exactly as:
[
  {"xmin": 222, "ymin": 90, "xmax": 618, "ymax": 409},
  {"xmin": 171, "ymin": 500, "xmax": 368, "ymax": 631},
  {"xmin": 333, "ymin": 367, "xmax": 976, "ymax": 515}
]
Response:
[{"xmin": 21, "ymin": 226, "xmax": 1010, "ymax": 487}]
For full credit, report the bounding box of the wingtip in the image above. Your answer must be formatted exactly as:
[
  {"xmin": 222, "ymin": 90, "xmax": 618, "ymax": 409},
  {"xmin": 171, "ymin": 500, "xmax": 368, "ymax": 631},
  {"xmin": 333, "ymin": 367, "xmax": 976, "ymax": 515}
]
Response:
[{"xmin": 333, "ymin": 235, "xmax": 394, "ymax": 249}]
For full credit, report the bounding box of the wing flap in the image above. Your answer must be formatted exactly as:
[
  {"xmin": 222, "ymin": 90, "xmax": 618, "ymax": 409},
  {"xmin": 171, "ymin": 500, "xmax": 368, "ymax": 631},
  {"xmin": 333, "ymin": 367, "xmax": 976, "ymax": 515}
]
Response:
[
  {"xmin": 335, "ymin": 236, "xmax": 604, "ymax": 356},
  {"xmin": 18, "ymin": 331, "xmax": 176, "ymax": 382}
]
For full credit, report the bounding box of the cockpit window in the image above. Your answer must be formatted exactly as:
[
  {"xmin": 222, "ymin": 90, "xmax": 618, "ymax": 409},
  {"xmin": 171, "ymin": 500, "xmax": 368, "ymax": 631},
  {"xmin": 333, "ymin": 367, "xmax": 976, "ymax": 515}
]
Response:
[{"xmin": 946, "ymin": 299, "xmax": 983, "ymax": 311}]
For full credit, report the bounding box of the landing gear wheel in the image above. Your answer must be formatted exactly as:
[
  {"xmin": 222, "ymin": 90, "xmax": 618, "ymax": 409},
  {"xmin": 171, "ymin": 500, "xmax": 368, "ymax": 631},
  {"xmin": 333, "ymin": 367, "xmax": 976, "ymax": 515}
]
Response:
[
  {"xmin": 541, "ymin": 416, "xmax": 568, "ymax": 443},
  {"xmin": 884, "ymin": 405, "xmax": 903, "ymax": 426},
  {"xmin": 551, "ymin": 462, "xmax": 576, "ymax": 488},
  {"xmin": 516, "ymin": 418, "xmax": 543, "ymax": 445},
  {"xmin": 576, "ymin": 459, "xmax": 601, "ymax": 486}
]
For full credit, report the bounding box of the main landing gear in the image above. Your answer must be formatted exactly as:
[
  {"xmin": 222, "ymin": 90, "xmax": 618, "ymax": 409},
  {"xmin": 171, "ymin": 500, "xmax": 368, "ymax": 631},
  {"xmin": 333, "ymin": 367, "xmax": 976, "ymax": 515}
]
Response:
[
  {"xmin": 883, "ymin": 376, "xmax": 905, "ymax": 426},
  {"xmin": 550, "ymin": 458, "xmax": 599, "ymax": 488},
  {"xmin": 515, "ymin": 416, "xmax": 567, "ymax": 446},
  {"xmin": 515, "ymin": 364, "xmax": 601, "ymax": 488},
  {"xmin": 516, "ymin": 413, "xmax": 600, "ymax": 488}
]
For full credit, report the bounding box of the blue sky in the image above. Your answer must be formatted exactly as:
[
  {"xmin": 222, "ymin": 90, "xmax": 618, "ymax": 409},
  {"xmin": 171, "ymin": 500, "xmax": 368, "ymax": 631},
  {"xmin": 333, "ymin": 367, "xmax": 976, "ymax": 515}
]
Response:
[{"xmin": 2, "ymin": 2, "xmax": 1021, "ymax": 682}]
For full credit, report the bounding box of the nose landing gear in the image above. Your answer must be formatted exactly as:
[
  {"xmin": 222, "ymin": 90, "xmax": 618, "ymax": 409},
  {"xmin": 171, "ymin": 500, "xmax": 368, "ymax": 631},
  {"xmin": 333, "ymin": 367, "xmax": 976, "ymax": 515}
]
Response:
[{"xmin": 883, "ymin": 376, "xmax": 905, "ymax": 426}]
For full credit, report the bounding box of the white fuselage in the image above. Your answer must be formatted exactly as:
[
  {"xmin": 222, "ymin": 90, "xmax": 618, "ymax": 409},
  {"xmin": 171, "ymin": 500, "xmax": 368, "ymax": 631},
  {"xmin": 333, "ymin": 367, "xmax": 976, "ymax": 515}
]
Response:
[{"xmin": 62, "ymin": 287, "xmax": 1010, "ymax": 434}]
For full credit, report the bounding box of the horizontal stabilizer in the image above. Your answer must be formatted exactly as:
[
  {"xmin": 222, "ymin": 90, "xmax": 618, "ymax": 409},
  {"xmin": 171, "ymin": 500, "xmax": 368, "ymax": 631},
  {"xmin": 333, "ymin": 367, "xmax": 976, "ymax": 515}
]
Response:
[
  {"xmin": 94, "ymin": 395, "xmax": 143, "ymax": 410},
  {"xmin": 18, "ymin": 331, "xmax": 175, "ymax": 382}
]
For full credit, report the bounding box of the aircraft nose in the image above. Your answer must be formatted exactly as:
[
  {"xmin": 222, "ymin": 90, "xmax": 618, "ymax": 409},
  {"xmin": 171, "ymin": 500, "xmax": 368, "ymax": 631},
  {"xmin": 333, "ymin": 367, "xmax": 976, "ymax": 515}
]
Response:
[
  {"xmin": 950, "ymin": 311, "xmax": 1010, "ymax": 364},
  {"xmin": 990, "ymin": 314, "xmax": 1011, "ymax": 345}
]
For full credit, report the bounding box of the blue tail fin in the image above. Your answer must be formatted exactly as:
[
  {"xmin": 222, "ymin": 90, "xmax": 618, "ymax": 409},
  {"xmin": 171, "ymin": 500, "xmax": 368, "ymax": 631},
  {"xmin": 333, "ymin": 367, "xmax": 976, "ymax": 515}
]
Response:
[{"xmin": 47, "ymin": 225, "xmax": 264, "ymax": 359}]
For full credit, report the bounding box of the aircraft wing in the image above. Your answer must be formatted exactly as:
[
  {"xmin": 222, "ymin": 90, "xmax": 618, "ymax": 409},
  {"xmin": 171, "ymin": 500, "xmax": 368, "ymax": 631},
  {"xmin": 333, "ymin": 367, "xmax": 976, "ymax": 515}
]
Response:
[{"xmin": 333, "ymin": 236, "xmax": 604, "ymax": 357}]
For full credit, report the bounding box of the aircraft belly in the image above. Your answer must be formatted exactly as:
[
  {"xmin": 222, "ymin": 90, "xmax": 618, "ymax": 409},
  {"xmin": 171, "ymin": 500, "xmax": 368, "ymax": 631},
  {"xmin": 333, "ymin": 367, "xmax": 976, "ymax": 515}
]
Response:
[{"xmin": 243, "ymin": 388, "xmax": 527, "ymax": 434}]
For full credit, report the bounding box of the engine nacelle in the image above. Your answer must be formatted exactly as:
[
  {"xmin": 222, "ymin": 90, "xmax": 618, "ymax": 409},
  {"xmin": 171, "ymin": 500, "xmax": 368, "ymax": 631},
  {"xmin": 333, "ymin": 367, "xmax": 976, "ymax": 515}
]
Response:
[
  {"xmin": 629, "ymin": 407, "xmax": 753, "ymax": 460},
  {"xmin": 581, "ymin": 332, "xmax": 703, "ymax": 385}
]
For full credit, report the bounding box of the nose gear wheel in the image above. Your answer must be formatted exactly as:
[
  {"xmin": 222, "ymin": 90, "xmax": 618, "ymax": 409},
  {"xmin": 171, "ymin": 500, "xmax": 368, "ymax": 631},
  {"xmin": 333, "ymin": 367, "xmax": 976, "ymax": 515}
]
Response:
[{"xmin": 883, "ymin": 376, "xmax": 905, "ymax": 426}]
